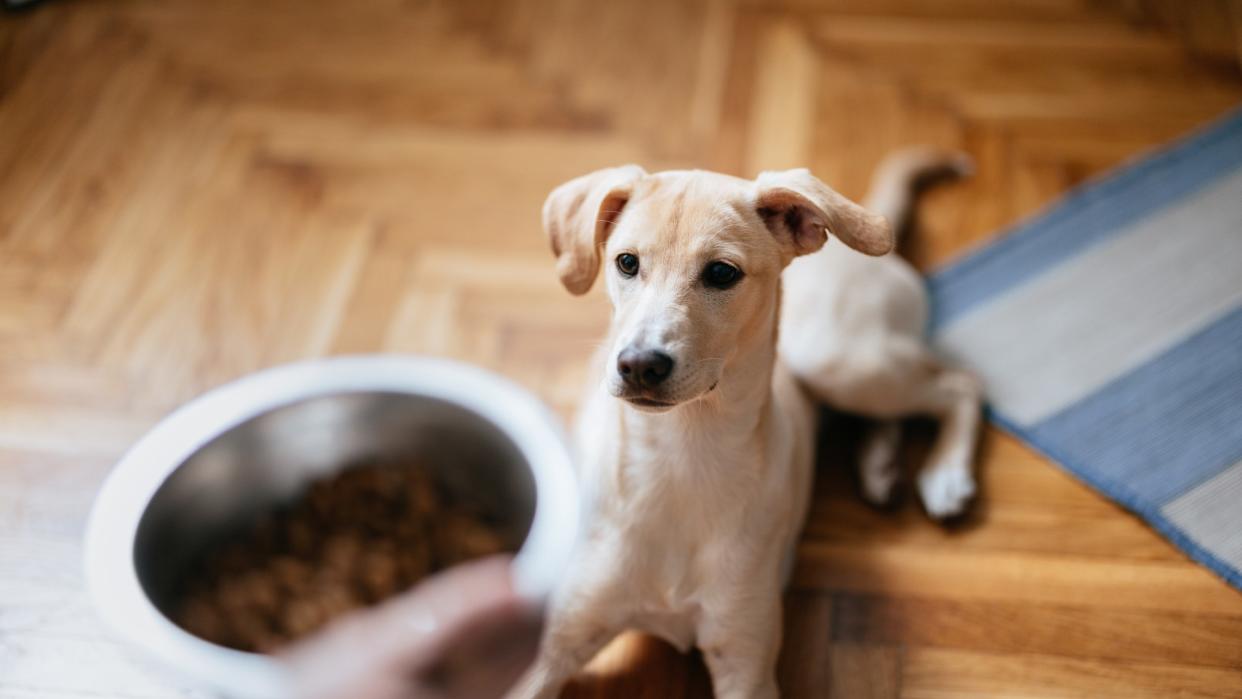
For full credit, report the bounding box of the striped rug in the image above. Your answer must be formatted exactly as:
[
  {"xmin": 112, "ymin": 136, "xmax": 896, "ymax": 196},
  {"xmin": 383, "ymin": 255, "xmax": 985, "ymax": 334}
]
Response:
[{"xmin": 928, "ymin": 108, "xmax": 1242, "ymax": 591}]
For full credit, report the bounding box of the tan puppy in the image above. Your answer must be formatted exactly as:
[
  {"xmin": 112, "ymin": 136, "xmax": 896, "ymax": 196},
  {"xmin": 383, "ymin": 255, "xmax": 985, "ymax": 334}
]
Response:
[{"xmin": 515, "ymin": 151, "xmax": 980, "ymax": 699}]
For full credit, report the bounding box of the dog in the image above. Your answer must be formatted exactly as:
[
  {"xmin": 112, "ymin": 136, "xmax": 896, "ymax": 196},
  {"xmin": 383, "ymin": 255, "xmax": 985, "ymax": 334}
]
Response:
[{"xmin": 513, "ymin": 149, "xmax": 982, "ymax": 699}]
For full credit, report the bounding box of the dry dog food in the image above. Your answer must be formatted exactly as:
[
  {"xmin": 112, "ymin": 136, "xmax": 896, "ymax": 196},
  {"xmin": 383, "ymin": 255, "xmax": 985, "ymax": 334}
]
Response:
[{"xmin": 172, "ymin": 461, "xmax": 510, "ymax": 653}]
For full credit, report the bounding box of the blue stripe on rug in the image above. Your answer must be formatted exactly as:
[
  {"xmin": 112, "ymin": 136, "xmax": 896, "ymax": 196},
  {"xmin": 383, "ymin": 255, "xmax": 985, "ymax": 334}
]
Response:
[{"xmin": 928, "ymin": 106, "xmax": 1242, "ymax": 591}]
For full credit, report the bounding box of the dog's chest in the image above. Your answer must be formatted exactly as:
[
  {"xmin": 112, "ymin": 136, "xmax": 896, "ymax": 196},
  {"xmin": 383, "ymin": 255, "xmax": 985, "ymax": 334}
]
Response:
[
  {"xmin": 615, "ymin": 435, "xmax": 765, "ymax": 532},
  {"xmin": 598, "ymin": 432, "xmax": 788, "ymax": 581}
]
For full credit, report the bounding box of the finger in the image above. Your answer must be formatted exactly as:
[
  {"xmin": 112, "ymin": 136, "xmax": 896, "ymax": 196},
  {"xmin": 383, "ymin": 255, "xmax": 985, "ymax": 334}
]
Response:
[
  {"xmin": 379, "ymin": 555, "xmax": 520, "ymax": 644},
  {"xmin": 415, "ymin": 596, "xmax": 543, "ymax": 699}
]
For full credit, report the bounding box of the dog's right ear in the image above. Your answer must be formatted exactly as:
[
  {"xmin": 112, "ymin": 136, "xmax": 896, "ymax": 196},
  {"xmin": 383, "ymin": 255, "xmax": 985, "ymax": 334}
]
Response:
[{"xmin": 543, "ymin": 165, "xmax": 646, "ymax": 295}]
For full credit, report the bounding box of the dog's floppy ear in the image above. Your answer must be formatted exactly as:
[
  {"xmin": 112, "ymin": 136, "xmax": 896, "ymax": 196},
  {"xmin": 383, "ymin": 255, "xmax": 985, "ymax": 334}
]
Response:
[
  {"xmin": 543, "ymin": 165, "xmax": 647, "ymax": 295},
  {"xmin": 754, "ymin": 168, "xmax": 893, "ymax": 257}
]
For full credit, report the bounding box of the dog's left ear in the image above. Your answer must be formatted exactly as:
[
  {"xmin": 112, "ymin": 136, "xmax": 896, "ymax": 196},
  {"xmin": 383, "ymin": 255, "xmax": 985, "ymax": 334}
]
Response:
[
  {"xmin": 543, "ymin": 165, "xmax": 647, "ymax": 295},
  {"xmin": 754, "ymin": 168, "xmax": 893, "ymax": 257}
]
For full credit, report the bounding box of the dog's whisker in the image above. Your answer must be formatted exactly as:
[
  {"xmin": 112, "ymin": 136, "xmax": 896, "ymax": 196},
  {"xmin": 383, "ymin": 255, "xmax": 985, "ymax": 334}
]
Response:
[{"xmin": 690, "ymin": 357, "xmax": 727, "ymax": 369}]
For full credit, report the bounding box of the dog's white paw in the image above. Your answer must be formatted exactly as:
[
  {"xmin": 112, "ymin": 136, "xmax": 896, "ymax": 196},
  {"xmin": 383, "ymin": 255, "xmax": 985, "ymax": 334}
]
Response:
[
  {"xmin": 504, "ymin": 679, "xmax": 559, "ymax": 699},
  {"xmin": 862, "ymin": 464, "xmax": 899, "ymax": 505},
  {"xmin": 860, "ymin": 447, "xmax": 899, "ymax": 506},
  {"xmin": 859, "ymin": 422, "xmax": 901, "ymax": 505},
  {"xmin": 918, "ymin": 466, "xmax": 976, "ymax": 519}
]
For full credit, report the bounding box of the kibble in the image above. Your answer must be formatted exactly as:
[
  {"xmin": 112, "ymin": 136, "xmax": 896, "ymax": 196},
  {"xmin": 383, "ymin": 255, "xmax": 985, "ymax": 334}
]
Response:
[{"xmin": 171, "ymin": 461, "xmax": 510, "ymax": 653}]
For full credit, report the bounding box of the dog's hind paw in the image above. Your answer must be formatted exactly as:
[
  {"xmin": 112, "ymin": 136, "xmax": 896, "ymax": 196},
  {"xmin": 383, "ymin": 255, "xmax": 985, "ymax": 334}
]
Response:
[
  {"xmin": 918, "ymin": 465, "xmax": 976, "ymax": 520},
  {"xmin": 859, "ymin": 421, "xmax": 902, "ymax": 506},
  {"xmin": 862, "ymin": 464, "xmax": 900, "ymax": 506}
]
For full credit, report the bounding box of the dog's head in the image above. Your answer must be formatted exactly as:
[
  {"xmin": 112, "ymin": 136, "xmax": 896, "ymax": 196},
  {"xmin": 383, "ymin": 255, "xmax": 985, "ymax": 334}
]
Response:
[{"xmin": 543, "ymin": 166, "xmax": 892, "ymax": 412}]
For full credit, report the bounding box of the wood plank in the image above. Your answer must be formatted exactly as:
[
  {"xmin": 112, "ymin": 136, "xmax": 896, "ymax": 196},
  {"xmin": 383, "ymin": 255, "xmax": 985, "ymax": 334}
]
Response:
[
  {"xmin": 831, "ymin": 643, "xmax": 902, "ymax": 699},
  {"xmin": 834, "ymin": 594, "xmax": 1242, "ymax": 668},
  {"xmin": 778, "ymin": 591, "xmax": 835, "ymax": 698},
  {"xmin": 792, "ymin": 543, "xmax": 1242, "ymax": 615},
  {"xmin": 900, "ymin": 647, "xmax": 1242, "ymax": 699}
]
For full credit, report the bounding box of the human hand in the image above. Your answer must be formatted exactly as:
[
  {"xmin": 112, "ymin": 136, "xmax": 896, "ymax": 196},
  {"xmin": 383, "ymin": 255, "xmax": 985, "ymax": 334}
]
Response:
[{"xmin": 281, "ymin": 556, "xmax": 542, "ymax": 699}]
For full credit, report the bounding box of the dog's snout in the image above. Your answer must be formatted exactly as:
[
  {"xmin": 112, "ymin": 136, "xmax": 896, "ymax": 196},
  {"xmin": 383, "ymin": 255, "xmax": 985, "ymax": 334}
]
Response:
[{"xmin": 617, "ymin": 348, "xmax": 674, "ymax": 389}]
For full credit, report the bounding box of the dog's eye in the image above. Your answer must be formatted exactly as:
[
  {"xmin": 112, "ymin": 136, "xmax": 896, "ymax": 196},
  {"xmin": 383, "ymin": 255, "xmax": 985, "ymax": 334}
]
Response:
[
  {"xmin": 616, "ymin": 253, "xmax": 639, "ymax": 277},
  {"xmin": 703, "ymin": 261, "xmax": 742, "ymax": 289}
]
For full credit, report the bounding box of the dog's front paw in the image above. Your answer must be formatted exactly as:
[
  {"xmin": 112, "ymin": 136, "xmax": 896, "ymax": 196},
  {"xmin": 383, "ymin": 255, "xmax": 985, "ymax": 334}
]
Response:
[
  {"xmin": 918, "ymin": 466, "xmax": 975, "ymax": 520},
  {"xmin": 505, "ymin": 679, "xmax": 559, "ymax": 699}
]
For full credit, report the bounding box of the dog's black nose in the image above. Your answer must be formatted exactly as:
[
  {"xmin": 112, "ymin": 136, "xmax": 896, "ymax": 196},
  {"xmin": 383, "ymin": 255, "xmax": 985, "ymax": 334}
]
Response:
[{"xmin": 617, "ymin": 349, "xmax": 674, "ymax": 388}]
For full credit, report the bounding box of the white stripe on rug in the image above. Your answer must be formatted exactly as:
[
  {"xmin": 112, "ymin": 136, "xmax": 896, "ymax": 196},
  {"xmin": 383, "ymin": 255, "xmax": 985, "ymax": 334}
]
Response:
[{"xmin": 1162, "ymin": 460, "xmax": 1242, "ymax": 573}]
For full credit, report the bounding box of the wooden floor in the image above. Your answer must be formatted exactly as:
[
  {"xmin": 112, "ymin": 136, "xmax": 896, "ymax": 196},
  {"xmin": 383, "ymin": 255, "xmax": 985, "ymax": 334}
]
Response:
[{"xmin": 4, "ymin": 0, "xmax": 1242, "ymax": 697}]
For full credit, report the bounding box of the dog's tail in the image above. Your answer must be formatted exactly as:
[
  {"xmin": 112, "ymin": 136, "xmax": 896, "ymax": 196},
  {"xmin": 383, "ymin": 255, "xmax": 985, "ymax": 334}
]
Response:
[{"xmin": 863, "ymin": 147, "xmax": 973, "ymax": 241}]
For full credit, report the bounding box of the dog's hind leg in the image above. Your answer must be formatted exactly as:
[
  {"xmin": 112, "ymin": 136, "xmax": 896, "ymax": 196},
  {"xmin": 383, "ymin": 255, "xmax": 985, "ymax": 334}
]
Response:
[
  {"xmin": 859, "ymin": 419, "xmax": 902, "ymax": 505},
  {"xmin": 912, "ymin": 365, "xmax": 982, "ymax": 519},
  {"xmin": 800, "ymin": 341, "xmax": 982, "ymax": 519}
]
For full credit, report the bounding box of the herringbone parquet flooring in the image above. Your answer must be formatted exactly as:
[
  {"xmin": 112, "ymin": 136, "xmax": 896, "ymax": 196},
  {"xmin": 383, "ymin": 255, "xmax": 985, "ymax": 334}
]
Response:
[{"xmin": 3, "ymin": 1, "xmax": 1242, "ymax": 697}]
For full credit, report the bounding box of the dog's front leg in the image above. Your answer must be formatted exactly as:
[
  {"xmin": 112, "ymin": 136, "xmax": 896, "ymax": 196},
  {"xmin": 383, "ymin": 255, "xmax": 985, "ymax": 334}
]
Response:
[
  {"xmin": 698, "ymin": 584, "xmax": 783, "ymax": 699},
  {"xmin": 508, "ymin": 576, "xmax": 624, "ymax": 699}
]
